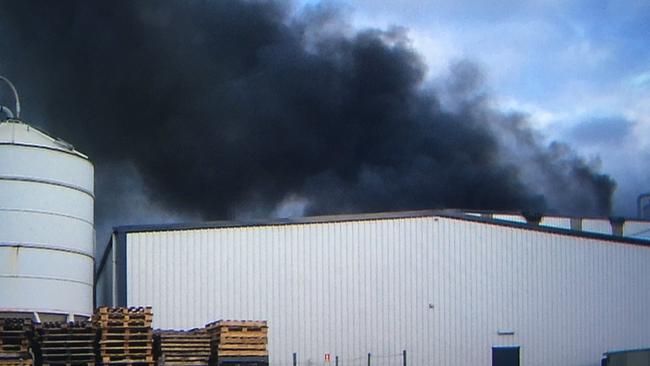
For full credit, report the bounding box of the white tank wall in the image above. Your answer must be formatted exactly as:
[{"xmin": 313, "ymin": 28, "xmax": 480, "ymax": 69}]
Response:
[
  {"xmin": 0, "ymin": 122, "xmax": 94, "ymax": 317},
  {"xmin": 101, "ymin": 215, "xmax": 650, "ymax": 366},
  {"xmin": 0, "ymin": 247, "xmax": 94, "ymax": 314}
]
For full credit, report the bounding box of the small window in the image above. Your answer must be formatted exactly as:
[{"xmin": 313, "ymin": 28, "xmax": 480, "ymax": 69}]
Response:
[{"xmin": 492, "ymin": 346, "xmax": 520, "ymax": 366}]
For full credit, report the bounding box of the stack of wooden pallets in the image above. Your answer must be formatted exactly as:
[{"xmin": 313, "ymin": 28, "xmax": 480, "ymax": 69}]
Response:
[
  {"xmin": 34, "ymin": 321, "xmax": 96, "ymax": 366},
  {"xmin": 0, "ymin": 318, "xmax": 33, "ymax": 366},
  {"xmin": 154, "ymin": 329, "xmax": 210, "ymax": 366},
  {"xmin": 205, "ymin": 321, "xmax": 268, "ymax": 366},
  {"xmin": 94, "ymin": 307, "xmax": 154, "ymax": 366}
]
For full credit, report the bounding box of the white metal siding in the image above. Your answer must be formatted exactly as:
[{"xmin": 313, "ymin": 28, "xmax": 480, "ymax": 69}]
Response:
[{"xmin": 124, "ymin": 216, "xmax": 650, "ymax": 366}]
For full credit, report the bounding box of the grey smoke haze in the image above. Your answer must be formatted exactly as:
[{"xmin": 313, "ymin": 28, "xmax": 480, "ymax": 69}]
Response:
[{"xmin": 0, "ymin": 0, "xmax": 615, "ymax": 243}]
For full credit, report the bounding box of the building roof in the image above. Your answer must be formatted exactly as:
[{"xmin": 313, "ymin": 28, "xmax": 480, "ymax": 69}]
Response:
[{"xmin": 111, "ymin": 209, "xmax": 650, "ymax": 246}]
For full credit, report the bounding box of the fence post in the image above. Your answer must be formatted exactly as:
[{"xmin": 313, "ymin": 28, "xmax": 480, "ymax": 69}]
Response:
[
  {"xmin": 293, "ymin": 352, "xmax": 297, "ymax": 366},
  {"xmin": 367, "ymin": 353, "xmax": 371, "ymax": 366},
  {"xmin": 335, "ymin": 356, "xmax": 339, "ymax": 366},
  {"xmin": 403, "ymin": 350, "xmax": 406, "ymax": 366}
]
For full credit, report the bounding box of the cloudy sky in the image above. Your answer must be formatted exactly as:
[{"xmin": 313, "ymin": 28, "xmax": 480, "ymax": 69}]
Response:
[
  {"xmin": 0, "ymin": 0, "xmax": 647, "ymax": 244},
  {"xmin": 294, "ymin": 0, "xmax": 649, "ymax": 216}
]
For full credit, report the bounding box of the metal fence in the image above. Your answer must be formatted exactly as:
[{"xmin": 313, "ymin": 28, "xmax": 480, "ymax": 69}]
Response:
[{"xmin": 276, "ymin": 350, "xmax": 407, "ymax": 366}]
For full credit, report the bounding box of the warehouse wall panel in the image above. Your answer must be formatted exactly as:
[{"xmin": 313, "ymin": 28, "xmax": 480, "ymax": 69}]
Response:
[{"xmin": 117, "ymin": 216, "xmax": 650, "ymax": 366}]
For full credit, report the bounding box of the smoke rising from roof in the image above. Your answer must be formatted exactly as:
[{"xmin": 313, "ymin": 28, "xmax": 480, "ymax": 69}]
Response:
[{"xmin": 0, "ymin": 0, "xmax": 614, "ymax": 239}]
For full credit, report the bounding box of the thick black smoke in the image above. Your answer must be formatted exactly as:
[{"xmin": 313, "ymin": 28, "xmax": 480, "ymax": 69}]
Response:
[{"xmin": 0, "ymin": 0, "xmax": 614, "ymax": 237}]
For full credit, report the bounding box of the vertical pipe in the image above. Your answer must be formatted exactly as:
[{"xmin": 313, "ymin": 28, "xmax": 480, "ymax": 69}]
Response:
[
  {"xmin": 403, "ymin": 350, "xmax": 406, "ymax": 366},
  {"xmin": 609, "ymin": 217, "xmax": 625, "ymax": 236},
  {"xmin": 570, "ymin": 217, "xmax": 582, "ymax": 231},
  {"xmin": 0, "ymin": 76, "xmax": 21, "ymax": 118},
  {"xmin": 293, "ymin": 352, "xmax": 297, "ymax": 366},
  {"xmin": 367, "ymin": 353, "xmax": 371, "ymax": 366}
]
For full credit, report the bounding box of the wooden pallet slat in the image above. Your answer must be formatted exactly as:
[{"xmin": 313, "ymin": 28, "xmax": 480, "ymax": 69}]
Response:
[
  {"xmin": 0, "ymin": 319, "xmax": 32, "ymax": 359},
  {"xmin": 155, "ymin": 329, "xmax": 212, "ymax": 366}
]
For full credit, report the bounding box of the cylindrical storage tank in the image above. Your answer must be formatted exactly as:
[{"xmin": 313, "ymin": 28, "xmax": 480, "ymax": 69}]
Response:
[{"xmin": 0, "ymin": 120, "xmax": 94, "ymax": 321}]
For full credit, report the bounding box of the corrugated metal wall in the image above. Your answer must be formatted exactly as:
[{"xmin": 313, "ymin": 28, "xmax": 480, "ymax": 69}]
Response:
[{"xmin": 121, "ymin": 216, "xmax": 650, "ymax": 366}]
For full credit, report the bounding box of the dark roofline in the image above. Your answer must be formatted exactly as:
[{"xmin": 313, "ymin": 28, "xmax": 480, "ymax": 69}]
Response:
[
  {"xmin": 604, "ymin": 347, "xmax": 650, "ymax": 356},
  {"xmin": 459, "ymin": 208, "xmax": 647, "ymax": 222},
  {"xmin": 111, "ymin": 209, "xmax": 650, "ymax": 246}
]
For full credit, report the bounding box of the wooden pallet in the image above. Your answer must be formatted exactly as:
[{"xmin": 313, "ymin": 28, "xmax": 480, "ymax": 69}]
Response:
[
  {"xmin": 155, "ymin": 329, "xmax": 210, "ymax": 366},
  {"xmin": 94, "ymin": 308, "xmax": 154, "ymax": 366},
  {"xmin": 0, "ymin": 351, "xmax": 34, "ymax": 366},
  {"xmin": 0, "ymin": 361, "xmax": 33, "ymax": 366},
  {"xmin": 0, "ymin": 319, "xmax": 32, "ymax": 354},
  {"xmin": 96, "ymin": 308, "xmax": 152, "ymax": 316},
  {"xmin": 205, "ymin": 321, "xmax": 268, "ymax": 365},
  {"xmin": 212, "ymin": 356, "xmax": 268, "ymax": 366},
  {"xmin": 101, "ymin": 355, "xmax": 153, "ymax": 363},
  {"xmin": 35, "ymin": 321, "xmax": 97, "ymax": 366},
  {"xmin": 94, "ymin": 308, "xmax": 152, "ymax": 327}
]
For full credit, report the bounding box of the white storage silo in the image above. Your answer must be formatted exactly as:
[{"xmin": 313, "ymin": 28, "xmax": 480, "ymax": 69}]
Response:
[{"xmin": 0, "ymin": 119, "xmax": 94, "ymax": 321}]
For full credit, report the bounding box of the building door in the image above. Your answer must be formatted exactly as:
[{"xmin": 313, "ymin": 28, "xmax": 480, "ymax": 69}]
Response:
[{"xmin": 492, "ymin": 346, "xmax": 520, "ymax": 366}]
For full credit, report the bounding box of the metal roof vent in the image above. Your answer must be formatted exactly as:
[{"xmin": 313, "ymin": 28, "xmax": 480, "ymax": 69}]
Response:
[{"xmin": 522, "ymin": 211, "xmax": 542, "ymax": 226}]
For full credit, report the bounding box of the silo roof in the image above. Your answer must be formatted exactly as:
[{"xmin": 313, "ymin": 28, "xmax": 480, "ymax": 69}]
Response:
[{"xmin": 0, "ymin": 120, "xmax": 88, "ymax": 158}]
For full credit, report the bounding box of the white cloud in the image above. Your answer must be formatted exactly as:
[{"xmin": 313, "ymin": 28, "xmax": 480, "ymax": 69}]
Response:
[{"xmin": 406, "ymin": 29, "xmax": 462, "ymax": 76}]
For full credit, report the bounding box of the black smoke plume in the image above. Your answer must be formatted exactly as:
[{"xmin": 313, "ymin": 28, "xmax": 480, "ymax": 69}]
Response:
[{"xmin": 0, "ymin": 0, "xmax": 615, "ymax": 240}]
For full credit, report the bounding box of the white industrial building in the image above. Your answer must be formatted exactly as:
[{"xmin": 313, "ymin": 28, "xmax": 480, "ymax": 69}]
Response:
[{"xmin": 96, "ymin": 210, "xmax": 650, "ymax": 366}]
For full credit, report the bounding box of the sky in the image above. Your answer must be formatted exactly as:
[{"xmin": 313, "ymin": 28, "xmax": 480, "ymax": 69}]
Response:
[{"xmin": 295, "ymin": 0, "xmax": 650, "ymax": 216}]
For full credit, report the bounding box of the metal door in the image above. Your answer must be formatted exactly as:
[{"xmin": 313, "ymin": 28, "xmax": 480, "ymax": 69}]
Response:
[{"xmin": 492, "ymin": 346, "xmax": 520, "ymax": 366}]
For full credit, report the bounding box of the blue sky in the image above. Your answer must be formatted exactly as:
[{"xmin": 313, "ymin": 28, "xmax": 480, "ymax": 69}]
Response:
[{"xmin": 294, "ymin": 0, "xmax": 650, "ymax": 217}]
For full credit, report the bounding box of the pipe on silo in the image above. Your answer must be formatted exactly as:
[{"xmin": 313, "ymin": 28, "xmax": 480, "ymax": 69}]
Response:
[
  {"xmin": 0, "ymin": 106, "xmax": 14, "ymax": 119},
  {"xmin": 0, "ymin": 76, "xmax": 20, "ymax": 118}
]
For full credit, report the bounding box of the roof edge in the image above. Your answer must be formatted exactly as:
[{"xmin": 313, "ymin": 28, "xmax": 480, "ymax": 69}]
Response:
[{"xmin": 111, "ymin": 209, "xmax": 650, "ymax": 247}]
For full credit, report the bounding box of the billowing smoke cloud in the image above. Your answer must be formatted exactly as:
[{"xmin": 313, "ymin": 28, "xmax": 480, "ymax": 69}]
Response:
[{"xmin": 0, "ymin": 0, "xmax": 614, "ymax": 240}]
